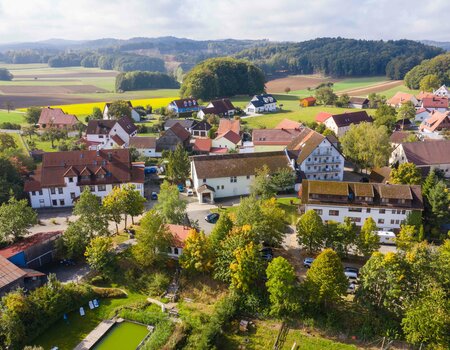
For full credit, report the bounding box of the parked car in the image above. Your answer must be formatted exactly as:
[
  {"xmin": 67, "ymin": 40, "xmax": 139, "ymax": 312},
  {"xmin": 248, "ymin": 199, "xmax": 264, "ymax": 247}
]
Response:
[
  {"xmin": 177, "ymin": 184, "xmax": 184, "ymax": 192},
  {"xmin": 205, "ymin": 213, "xmax": 220, "ymax": 223},
  {"xmin": 260, "ymin": 247, "xmax": 273, "ymax": 261},
  {"xmin": 344, "ymin": 270, "xmax": 359, "ymax": 281},
  {"xmin": 303, "ymin": 257, "xmax": 315, "ymax": 268},
  {"xmin": 347, "ymin": 282, "xmax": 358, "ymax": 294},
  {"xmin": 151, "ymin": 192, "xmax": 158, "ymax": 200},
  {"xmin": 186, "ymin": 188, "xmax": 194, "ymax": 196},
  {"xmin": 144, "ymin": 166, "xmax": 158, "ymax": 175},
  {"xmin": 60, "ymin": 259, "xmax": 76, "ymax": 267},
  {"xmin": 344, "ymin": 266, "xmax": 359, "ymax": 276}
]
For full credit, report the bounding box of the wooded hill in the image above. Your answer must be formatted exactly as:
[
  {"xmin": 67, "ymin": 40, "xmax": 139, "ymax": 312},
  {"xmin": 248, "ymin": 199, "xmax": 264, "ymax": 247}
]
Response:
[{"xmin": 404, "ymin": 53, "xmax": 450, "ymax": 89}]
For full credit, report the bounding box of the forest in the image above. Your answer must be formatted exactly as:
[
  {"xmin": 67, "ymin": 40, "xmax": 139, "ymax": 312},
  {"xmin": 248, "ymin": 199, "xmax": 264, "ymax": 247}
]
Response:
[
  {"xmin": 115, "ymin": 71, "xmax": 180, "ymax": 91},
  {"xmin": 404, "ymin": 53, "xmax": 450, "ymax": 89}
]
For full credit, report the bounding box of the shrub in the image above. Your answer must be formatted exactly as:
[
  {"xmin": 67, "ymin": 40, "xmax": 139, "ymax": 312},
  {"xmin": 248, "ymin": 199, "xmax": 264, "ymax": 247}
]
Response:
[
  {"xmin": 91, "ymin": 287, "xmax": 127, "ymax": 299},
  {"xmin": 0, "ymin": 122, "xmax": 21, "ymax": 130},
  {"xmin": 146, "ymin": 273, "xmax": 170, "ymax": 296}
]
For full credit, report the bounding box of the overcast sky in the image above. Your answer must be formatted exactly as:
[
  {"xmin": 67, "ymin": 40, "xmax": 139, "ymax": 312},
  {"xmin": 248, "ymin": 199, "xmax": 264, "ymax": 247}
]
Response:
[{"xmin": 0, "ymin": 0, "xmax": 449, "ymax": 44}]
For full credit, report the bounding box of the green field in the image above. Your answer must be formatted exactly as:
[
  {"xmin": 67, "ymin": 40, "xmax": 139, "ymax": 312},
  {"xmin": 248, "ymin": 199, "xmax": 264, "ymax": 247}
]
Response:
[{"xmin": 0, "ymin": 110, "xmax": 26, "ymax": 124}]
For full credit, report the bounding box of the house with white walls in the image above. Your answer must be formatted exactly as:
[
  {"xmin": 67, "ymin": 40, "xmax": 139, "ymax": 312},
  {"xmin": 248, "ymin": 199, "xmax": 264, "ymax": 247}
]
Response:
[
  {"xmin": 103, "ymin": 101, "xmax": 141, "ymax": 122},
  {"xmin": 190, "ymin": 151, "xmax": 293, "ymax": 203},
  {"xmin": 198, "ymin": 98, "xmax": 236, "ymax": 119},
  {"xmin": 323, "ymin": 111, "xmax": 373, "ymax": 137},
  {"xmin": 420, "ymin": 97, "xmax": 449, "ymax": 112},
  {"xmin": 387, "ymin": 92, "xmax": 419, "ymax": 108},
  {"xmin": 85, "ymin": 117, "xmax": 137, "ymax": 150},
  {"xmin": 129, "ymin": 136, "xmax": 160, "ymax": 158},
  {"xmin": 300, "ymin": 180, "xmax": 423, "ymax": 231},
  {"xmin": 211, "ymin": 119, "xmax": 241, "ymax": 150},
  {"xmin": 286, "ymin": 128, "xmax": 345, "ymax": 181},
  {"xmin": 415, "ymin": 108, "xmax": 432, "ymax": 122},
  {"xmin": 245, "ymin": 94, "xmax": 278, "ymax": 114},
  {"xmin": 167, "ymin": 98, "xmax": 202, "ymax": 116},
  {"xmin": 433, "ymin": 85, "xmax": 450, "ymax": 98},
  {"xmin": 24, "ymin": 149, "xmax": 144, "ymax": 208},
  {"xmin": 166, "ymin": 224, "xmax": 192, "ymax": 259}
]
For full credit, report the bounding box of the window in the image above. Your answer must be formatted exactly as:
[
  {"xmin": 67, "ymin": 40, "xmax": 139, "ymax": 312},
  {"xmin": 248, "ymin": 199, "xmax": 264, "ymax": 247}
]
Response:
[
  {"xmin": 230, "ymin": 176, "xmax": 237, "ymax": 183},
  {"xmin": 58, "ymin": 187, "xmax": 63, "ymax": 194},
  {"xmin": 52, "ymin": 199, "xmax": 57, "ymax": 206},
  {"xmin": 203, "ymin": 179, "xmax": 207, "ymax": 183},
  {"xmin": 98, "ymin": 185, "xmax": 106, "ymax": 192},
  {"xmin": 329, "ymin": 210, "xmax": 339, "ymax": 216},
  {"xmin": 69, "ymin": 177, "xmax": 74, "ymax": 183},
  {"xmin": 349, "ymin": 208, "xmax": 362, "ymax": 212},
  {"xmin": 314, "ymin": 209, "xmax": 323, "ymax": 215},
  {"xmin": 50, "ymin": 188, "xmax": 56, "ymax": 195},
  {"xmin": 366, "ymin": 208, "xmax": 371, "ymax": 213},
  {"xmin": 70, "ymin": 192, "xmax": 76, "ymax": 199},
  {"xmin": 60, "ymin": 199, "xmax": 65, "ymax": 206},
  {"xmin": 221, "ymin": 185, "xmax": 224, "ymax": 190},
  {"xmin": 89, "ymin": 186, "xmax": 95, "ymax": 192},
  {"xmin": 391, "ymin": 219, "xmax": 395, "ymax": 224},
  {"xmin": 174, "ymin": 247, "xmax": 179, "ymax": 255},
  {"xmin": 379, "ymin": 209, "xmax": 386, "ymax": 214},
  {"xmin": 246, "ymin": 175, "xmax": 250, "ymax": 179},
  {"xmin": 401, "ymin": 210, "xmax": 406, "ymax": 215},
  {"xmin": 39, "ymin": 190, "xmax": 43, "ymax": 195},
  {"xmin": 378, "ymin": 219, "xmax": 385, "ymax": 224},
  {"xmin": 349, "ymin": 217, "xmax": 361, "ymax": 223},
  {"xmin": 395, "ymin": 220, "xmax": 400, "ymax": 225},
  {"xmin": 39, "ymin": 199, "xmax": 44, "ymax": 204},
  {"xmin": 32, "ymin": 191, "xmax": 36, "ymax": 196},
  {"xmin": 216, "ymin": 186, "xmax": 220, "ymax": 190}
]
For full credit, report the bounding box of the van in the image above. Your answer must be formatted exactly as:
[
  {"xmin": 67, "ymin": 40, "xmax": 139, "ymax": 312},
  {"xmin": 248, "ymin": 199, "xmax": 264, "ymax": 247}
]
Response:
[{"xmin": 376, "ymin": 231, "xmax": 396, "ymax": 245}]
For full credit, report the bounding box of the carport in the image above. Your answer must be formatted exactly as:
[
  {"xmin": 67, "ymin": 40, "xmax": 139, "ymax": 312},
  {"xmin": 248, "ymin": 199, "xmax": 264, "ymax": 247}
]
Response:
[{"xmin": 196, "ymin": 184, "xmax": 215, "ymax": 204}]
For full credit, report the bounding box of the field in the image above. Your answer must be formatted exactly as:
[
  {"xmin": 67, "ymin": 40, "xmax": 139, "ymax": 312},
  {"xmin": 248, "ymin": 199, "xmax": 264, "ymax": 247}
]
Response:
[{"xmin": 0, "ymin": 110, "xmax": 26, "ymax": 124}]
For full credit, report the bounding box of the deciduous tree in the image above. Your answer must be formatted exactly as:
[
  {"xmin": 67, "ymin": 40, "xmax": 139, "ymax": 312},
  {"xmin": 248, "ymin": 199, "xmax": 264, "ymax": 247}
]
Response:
[
  {"xmin": 209, "ymin": 213, "xmax": 234, "ymax": 251},
  {"xmin": 419, "ymin": 74, "xmax": 441, "ymax": 92},
  {"xmin": 230, "ymin": 241, "xmax": 263, "ymax": 293},
  {"xmin": 85, "ymin": 236, "xmax": 115, "ymax": 273},
  {"xmin": 397, "ymin": 101, "xmax": 416, "ymax": 121},
  {"xmin": 73, "ymin": 187, "xmax": 109, "ymax": 236},
  {"xmin": 122, "ymin": 184, "xmax": 146, "ymax": 225},
  {"xmin": 315, "ymin": 86, "xmax": 337, "ymax": 105},
  {"xmin": 373, "ymin": 104, "xmax": 397, "ymax": 130},
  {"xmin": 56, "ymin": 220, "xmax": 90, "ymax": 259},
  {"xmin": 106, "ymin": 100, "xmax": 132, "ymax": 119},
  {"xmin": 179, "ymin": 229, "xmax": 214, "ymax": 273},
  {"xmin": 390, "ymin": 162, "xmax": 421, "ymax": 185},
  {"xmin": 155, "ymin": 180, "xmax": 187, "ymax": 224},
  {"xmin": 0, "ymin": 196, "xmax": 37, "ymax": 243},
  {"xmin": 166, "ymin": 144, "xmax": 190, "ymax": 184},
  {"xmin": 396, "ymin": 225, "xmax": 420, "ymax": 251},
  {"xmin": 24, "ymin": 107, "xmax": 42, "ymax": 125},
  {"xmin": 296, "ymin": 210, "xmax": 325, "ymax": 253},
  {"xmin": 0, "ymin": 133, "xmax": 17, "ymax": 151},
  {"xmin": 357, "ymin": 217, "xmax": 380, "ymax": 257},
  {"xmin": 102, "ymin": 186, "xmax": 126, "ymax": 233},
  {"xmin": 250, "ymin": 165, "xmax": 277, "ymax": 199}
]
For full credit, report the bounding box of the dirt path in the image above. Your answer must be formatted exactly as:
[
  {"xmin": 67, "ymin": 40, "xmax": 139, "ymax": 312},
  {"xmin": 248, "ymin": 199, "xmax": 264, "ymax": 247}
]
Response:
[{"xmin": 336, "ymin": 80, "xmax": 403, "ymax": 96}]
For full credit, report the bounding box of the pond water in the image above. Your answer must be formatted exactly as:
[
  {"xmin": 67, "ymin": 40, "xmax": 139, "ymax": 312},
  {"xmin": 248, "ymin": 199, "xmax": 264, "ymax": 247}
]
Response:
[{"xmin": 92, "ymin": 321, "xmax": 149, "ymax": 350}]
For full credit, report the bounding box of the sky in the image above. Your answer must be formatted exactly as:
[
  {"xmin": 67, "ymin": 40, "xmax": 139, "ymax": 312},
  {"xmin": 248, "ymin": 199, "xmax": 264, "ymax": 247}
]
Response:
[{"xmin": 0, "ymin": 0, "xmax": 449, "ymax": 44}]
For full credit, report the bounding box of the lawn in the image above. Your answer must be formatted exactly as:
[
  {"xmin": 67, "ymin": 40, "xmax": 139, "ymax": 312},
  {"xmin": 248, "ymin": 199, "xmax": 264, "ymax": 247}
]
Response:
[
  {"xmin": 222, "ymin": 319, "xmax": 360, "ymax": 350},
  {"xmin": 378, "ymin": 84, "xmax": 420, "ymax": 98},
  {"xmin": 276, "ymin": 197, "xmax": 300, "ymax": 225},
  {"xmin": 0, "ymin": 109, "xmax": 26, "ymax": 124},
  {"xmin": 30, "ymin": 291, "xmax": 147, "ymax": 350},
  {"xmin": 9, "ymin": 132, "xmax": 28, "ymax": 153}
]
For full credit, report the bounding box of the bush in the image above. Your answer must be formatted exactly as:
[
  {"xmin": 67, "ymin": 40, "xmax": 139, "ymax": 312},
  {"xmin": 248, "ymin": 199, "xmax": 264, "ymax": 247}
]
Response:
[
  {"xmin": 91, "ymin": 287, "xmax": 127, "ymax": 298},
  {"xmin": 0, "ymin": 122, "xmax": 21, "ymax": 130},
  {"xmin": 146, "ymin": 273, "xmax": 170, "ymax": 296}
]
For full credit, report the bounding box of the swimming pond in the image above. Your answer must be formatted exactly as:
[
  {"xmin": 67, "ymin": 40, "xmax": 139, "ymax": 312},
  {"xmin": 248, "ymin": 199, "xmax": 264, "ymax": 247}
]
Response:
[{"xmin": 92, "ymin": 321, "xmax": 149, "ymax": 350}]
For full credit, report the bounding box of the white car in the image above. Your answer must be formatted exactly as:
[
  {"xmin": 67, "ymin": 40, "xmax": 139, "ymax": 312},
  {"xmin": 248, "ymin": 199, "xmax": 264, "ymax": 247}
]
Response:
[
  {"xmin": 345, "ymin": 271, "xmax": 358, "ymax": 281},
  {"xmin": 186, "ymin": 188, "xmax": 194, "ymax": 196}
]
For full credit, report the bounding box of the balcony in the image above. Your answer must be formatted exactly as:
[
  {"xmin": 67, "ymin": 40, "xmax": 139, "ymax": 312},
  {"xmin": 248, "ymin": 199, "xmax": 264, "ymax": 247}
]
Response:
[{"xmin": 304, "ymin": 167, "xmax": 341, "ymax": 173}]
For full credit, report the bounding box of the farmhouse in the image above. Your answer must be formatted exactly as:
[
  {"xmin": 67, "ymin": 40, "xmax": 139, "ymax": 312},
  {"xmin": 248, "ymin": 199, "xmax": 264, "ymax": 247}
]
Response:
[
  {"xmin": 156, "ymin": 123, "xmax": 191, "ymax": 153},
  {"xmin": 275, "ymin": 119, "xmax": 302, "ymax": 129},
  {"xmin": 190, "ymin": 151, "xmax": 293, "ymax": 203},
  {"xmin": 166, "ymin": 224, "xmax": 191, "ymax": 259},
  {"xmin": 167, "ymin": 98, "xmax": 202, "ymax": 116},
  {"xmin": 286, "ymin": 128, "xmax": 345, "ymax": 181},
  {"xmin": 323, "ymin": 111, "xmax": 373, "ymax": 137},
  {"xmin": 387, "ymin": 92, "xmax": 419, "ymax": 108},
  {"xmin": 299, "ymin": 96, "xmax": 316, "ymax": 107},
  {"xmin": 129, "ymin": 136, "xmax": 159, "ymax": 157},
  {"xmin": 315, "ymin": 112, "xmax": 333, "ymax": 123},
  {"xmin": 245, "ymin": 94, "xmax": 278, "ymax": 114},
  {"xmin": 198, "ymin": 98, "xmax": 236, "ymax": 119},
  {"xmin": 37, "ymin": 107, "xmax": 79, "ymax": 130},
  {"xmin": 433, "ymin": 85, "xmax": 450, "ymax": 98},
  {"xmin": 420, "ymin": 96, "xmax": 449, "ymax": 112},
  {"xmin": 299, "ymin": 180, "xmax": 423, "ymax": 231},
  {"xmin": 419, "ymin": 111, "xmax": 450, "ymax": 134},
  {"xmin": 24, "ymin": 149, "xmax": 144, "ymax": 208},
  {"xmin": 103, "ymin": 101, "xmax": 141, "ymax": 122},
  {"xmin": 212, "ymin": 119, "xmax": 241, "ymax": 150},
  {"xmin": 0, "ymin": 231, "xmax": 62, "ymax": 269},
  {"xmin": 348, "ymin": 97, "xmax": 369, "ymax": 109},
  {"xmin": 252, "ymin": 128, "xmax": 303, "ymax": 152},
  {"xmin": 390, "ymin": 140, "xmax": 450, "ymax": 177},
  {"xmin": 85, "ymin": 116, "xmax": 137, "ymax": 150},
  {"xmin": 164, "ymin": 119, "xmax": 211, "ymax": 138}
]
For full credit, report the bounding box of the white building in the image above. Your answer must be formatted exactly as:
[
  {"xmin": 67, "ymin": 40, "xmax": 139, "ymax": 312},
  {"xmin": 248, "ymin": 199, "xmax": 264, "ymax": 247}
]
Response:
[
  {"xmin": 245, "ymin": 94, "xmax": 278, "ymax": 114},
  {"xmin": 166, "ymin": 224, "xmax": 192, "ymax": 259},
  {"xmin": 190, "ymin": 151, "xmax": 293, "ymax": 203},
  {"xmin": 85, "ymin": 117, "xmax": 137, "ymax": 150},
  {"xmin": 390, "ymin": 140, "xmax": 450, "ymax": 178},
  {"xmin": 24, "ymin": 149, "xmax": 144, "ymax": 208},
  {"xmin": 323, "ymin": 111, "xmax": 373, "ymax": 137},
  {"xmin": 103, "ymin": 101, "xmax": 141, "ymax": 122},
  {"xmin": 129, "ymin": 136, "xmax": 160, "ymax": 158},
  {"xmin": 167, "ymin": 98, "xmax": 202, "ymax": 116},
  {"xmin": 286, "ymin": 128, "xmax": 345, "ymax": 181},
  {"xmin": 420, "ymin": 97, "xmax": 449, "ymax": 113},
  {"xmin": 198, "ymin": 98, "xmax": 236, "ymax": 119},
  {"xmin": 415, "ymin": 108, "xmax": 432, "ymax": 122},
  {"xmin": 300, "ymin": 180, "xmax": 423, "ymax": 231},
  {"xmin": 433, "ymin": 85, "xmax": 450, "ymax": 98}
]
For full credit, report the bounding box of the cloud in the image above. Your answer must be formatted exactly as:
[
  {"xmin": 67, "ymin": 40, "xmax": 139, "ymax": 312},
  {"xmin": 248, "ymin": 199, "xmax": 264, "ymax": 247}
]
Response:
[{"xmin": 0, "ymin": 0, "xmax": 449, "ymax": 43}]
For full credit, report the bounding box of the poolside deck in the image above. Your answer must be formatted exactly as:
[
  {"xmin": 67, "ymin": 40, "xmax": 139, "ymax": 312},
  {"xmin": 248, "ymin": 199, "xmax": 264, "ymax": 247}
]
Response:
[{"xmin": 73, "ymin": 319, "xmax": 116, "ymax": 350}]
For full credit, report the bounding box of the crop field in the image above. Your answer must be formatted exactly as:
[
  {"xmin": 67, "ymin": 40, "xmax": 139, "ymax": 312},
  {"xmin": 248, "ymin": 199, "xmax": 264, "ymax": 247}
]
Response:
[{"xmin": 266, "ymin": 75, "xmax": 341, "ymax": 93}]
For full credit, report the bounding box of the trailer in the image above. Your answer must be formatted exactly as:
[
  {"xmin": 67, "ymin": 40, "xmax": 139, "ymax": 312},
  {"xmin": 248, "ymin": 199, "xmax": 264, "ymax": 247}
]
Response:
[{"xmin": 376, "ymin": 231, "xmax": 396, "ymax": 245}]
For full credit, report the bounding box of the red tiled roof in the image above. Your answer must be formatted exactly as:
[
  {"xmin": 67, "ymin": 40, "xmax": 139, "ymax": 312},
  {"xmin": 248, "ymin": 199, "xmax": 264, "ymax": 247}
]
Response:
[
  {"xmin": 193, "ymin": 138, "xmax": 212, "ymax": 152},
  {"xmin": 252, "ymin": 128, "xmax": 303, "ymax": 145},
  {"xmin": 167, "ymin": 224, "xmax": 192, "ymax": 248},
  {"xmin": 0, "ymin": 255, "xmax": 26, "ymax": 289},
  {"xmin": 419, "ymin": 111, "xmax": 450, "ymax": 132},
  {"xmin": 301, "ymin": 96, "xmax": 316, "ymax": 103},
  {"xmin": 275, "ymin": 119, "xmax": 302, "ymax": 129},
  {"xmin": 168, "ymin": 123, "xmax": 191, "ymax": 142},
  {"xmin": 315, "ymin": 112, "xmax": 332, "ymax": 123},
  {"xmin": 217, "ymin": 119, "xmax": 240, "ymax": 135},
  {"xmin": 216, "ymin": 130, "xmax": 241, "ymax": 144},
  {"xmin": 111, "ymin": 134, "xmax": 125, "ymax": 146},
  {"xmin": 0, "ymin": 231, "xmax": 62, "ymax": 259},
  {"xmin": 416, "ymin": 92, "xmax": 435, "ymax": 100},
  {"xmin": 210, "ymin": 147, "xmax": 229, "ymax": 154},
  {"xmin": 387, "ymin": 92, "xmax": 416, "ymax": 106},
  {"xmin": 421, "ymin": 97, "xmax": 448, "ymax": 109},
  {"xmin": 129, "ymin": 136, "xmax": 156, "ymax": 149},
  {"xmin": 389, "ymin": 131, "xmax": 411, "ymax": 144},
  {"xmin": 38, "ymin": 107, "xmax": 79, "ymax": 127}
]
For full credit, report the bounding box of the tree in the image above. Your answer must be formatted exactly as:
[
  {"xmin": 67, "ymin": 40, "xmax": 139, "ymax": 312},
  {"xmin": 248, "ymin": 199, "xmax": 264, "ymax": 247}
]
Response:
[
  {"xmin": 56, "ymin": 220, "xmax": 90, "ymax": 259},
  {"xmin": 230, "ymin": 241, "xmax": 263, "ymax": 293},
  {"xmin": 250, "ymin": 165, "xmax": 277, "ymax": 199},
  {"xmin": 73, "ymin": 187, "xmax": 109, "ymax": 237},
  {"xmin": 419, "ymin": 74, "xmax": 441, "ymax": 92},
  {"xmin": 368, "ymin": 93, "xmax": 386, "ymax": 108},
  {"xmin": 315, "ymin": 86, "xmax": 337, "ymax": 105},
  {"xmin": 296, "ymin": 210, "xmax": 325, "ymax": 253},
  {"xmin": 102, "ymin": 186, "xmax": 126, "ymax": 233},
  {"xmin": 209, "ymin": 213, "xmax": 234, "ymax": 251},
  {"xmin": 122, "ymin": 184, "xmax": 145, "ymax": 226},
  {"xmin": 284, "ymin": 87, "xmax": 291, "ymax": 94},
  {"xmin": 401, "ymin": 285, "xmax": 450, "ymax": 347},
  {"xmin": 390, "ymin": 162, "xmax": 422, "ymax": 185},
  {"xmin": 426, "ymin": 181, "xmax": 450, "ymax": 227},
  {"xmin": 133, "ymin": 210, "xmax": 172, "ymax": 267},
  {"xmin": 266, "ymin": 257, "xmax": 299, "ymax": 318},
  {"xmin": 42, "ymin": 127, "xmax": 66, "ymax": 148},
  {"xmin": 22, "ymin": 126, "xmax": 36, "ymax": 141},
  {"xmin": 0, "ymin": 133, "xmax": 17, "ymax": 151},
  {"xmin": 271, "ymin": 168, "xmax": 296, "ymax": 192},
  {"xmin": 106, "ymin": 100, "xmax": 132, "ymax": 119},
  {"xmin": 179, "ymin": 229, "xmax": 214, "ymax": 273},
  {"xmin": 86, "ymin": 107, "xmax": 103, "ymax": 121},
  {"xmin": 357, "ymin": 217, "xmax": 380, "ymax": 257},
  {"xmin": 335, "ymin": 93, "xmax": 350, "ymax": 107},
  {"xmin": 396, "ymin": 225, "xmax": 420, "ymax": 252},
  {"xmin": 325, "ymin": 217, "xmax": 357, "ymax": 258},
  {"xmin": 24, "ymin": 107, "xmax": 42, "ymax": 125},
  {"xmin": 340, "ymin": 123, "xmax": 391, "ymax": 171},
  {"xmin": 0, "ymin": 196, "xmax": 37, "ymax": 243},
  {"xmin": 397, "ymin": 101, "xmax": 416, "ymax": 121},
  {"xmin": 166, "ymin": 144, "xmax": 190, "ymax": 184},
  {"xmin": 85, "ymin": 236, "xmax": 115, "ymax": 273},
  {"xmin": 305, "ymin": 249, "xmax": 348, "ymax": 307},
  {"xmin": 155, "ymin": 181, "xmax": 187, "ymax": 224},
  {"xmin": 373, "ymin": 104, "xmax": 397, "ymax": 130},
  {"xmin": 0, "ymin": 68, "xmax": 13, "ymax": 81},
  {"xmin": 4, "ymin": 100, "xmax": 14, "ymax": 113},
  {"xmin": 0, "ymin": 156, "xmax": 23, "ymax": 205}
]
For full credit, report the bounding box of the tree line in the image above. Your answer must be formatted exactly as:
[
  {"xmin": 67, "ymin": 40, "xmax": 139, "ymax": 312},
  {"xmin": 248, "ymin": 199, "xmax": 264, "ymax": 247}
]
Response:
[
  {"xmin": 115, "ymin": 71, "xmax": 180, "ymax": 91},
  {"xmin": 235, "ymin": 38, "xmax": 443, "ymax": 78},
  {"xmin": 404, "ymin": 52, "xmax": 450, "ymax": 89}
]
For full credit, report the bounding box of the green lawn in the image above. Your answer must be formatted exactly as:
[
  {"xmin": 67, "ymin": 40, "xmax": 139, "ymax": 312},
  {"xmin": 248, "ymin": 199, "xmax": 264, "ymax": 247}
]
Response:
[
  {"xmin": 222, "ymin": 320, "xmax": 359, "ymax": 350},
  {"xmin": 378, "ymin": 84, "xmax": 420, "ymax": 98},
  {"xmin": 30, "ymin": 291, "xmax": 147, "ymax": 350},
  {"xmin": 276, "ymin": 197, "xmax": 300, "ymax": 225},
  {"xmin": 0, "ymin": 110, "xmax": 26, "ymax": 124},
  {"xmin": 9, "ymin": 132, "xmax": 28, "ymax": 153}
]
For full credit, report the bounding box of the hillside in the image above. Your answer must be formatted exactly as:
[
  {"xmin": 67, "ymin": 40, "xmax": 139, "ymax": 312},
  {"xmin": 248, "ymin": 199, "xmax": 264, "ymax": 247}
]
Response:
[
  {"xmin": 420, "ymin": 40, "xmax": 450, "ymax": 51},
  {"xmin": 404, "ymin": 52, "xmax": 450, "ymax": 89}
]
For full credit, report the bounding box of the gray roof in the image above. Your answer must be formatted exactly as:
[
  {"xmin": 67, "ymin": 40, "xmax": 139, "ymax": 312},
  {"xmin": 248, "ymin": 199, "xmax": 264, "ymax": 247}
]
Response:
[
  {"xmin": 164, "ymin": 119, "xmax": 196, "ymax": 129},
  {"xmin": 402, "ymin": 140, "xmax": 450, "ymax": 166}
]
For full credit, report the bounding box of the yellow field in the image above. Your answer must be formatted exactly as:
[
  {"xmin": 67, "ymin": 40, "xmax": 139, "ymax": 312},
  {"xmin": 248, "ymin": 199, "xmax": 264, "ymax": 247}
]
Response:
[{"xmin": 18, "ymin": 97, "xmax": 176, "ymax": 116}]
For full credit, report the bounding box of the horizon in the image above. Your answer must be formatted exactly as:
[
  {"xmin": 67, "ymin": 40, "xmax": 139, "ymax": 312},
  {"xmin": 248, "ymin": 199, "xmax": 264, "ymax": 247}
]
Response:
[{"xmin": 0, "ymin": 0, "xmax": 449, "ymax": 44}]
